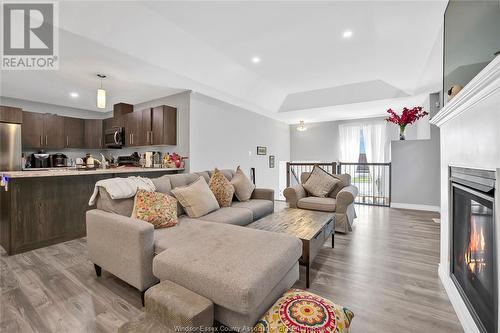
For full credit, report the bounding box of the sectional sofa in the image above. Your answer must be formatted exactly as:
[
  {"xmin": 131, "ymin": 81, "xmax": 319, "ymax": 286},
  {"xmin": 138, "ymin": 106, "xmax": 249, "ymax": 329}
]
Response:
[{"xmin": 86, "ymin": 169, "xmax": 302, "ymax": 329}]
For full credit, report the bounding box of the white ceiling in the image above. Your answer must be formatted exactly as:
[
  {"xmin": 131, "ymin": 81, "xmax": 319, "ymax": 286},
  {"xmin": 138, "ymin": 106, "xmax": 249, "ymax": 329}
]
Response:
[{"xmin": 1, "ymin": 1, "xmax": 446, "ymax": 122}]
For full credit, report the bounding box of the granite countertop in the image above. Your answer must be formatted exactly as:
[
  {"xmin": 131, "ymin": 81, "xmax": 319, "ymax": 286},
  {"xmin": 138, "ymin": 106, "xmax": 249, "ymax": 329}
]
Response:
[{"xmin": 0, "ymin": 167, "xmax": 184, "ymax": 179}]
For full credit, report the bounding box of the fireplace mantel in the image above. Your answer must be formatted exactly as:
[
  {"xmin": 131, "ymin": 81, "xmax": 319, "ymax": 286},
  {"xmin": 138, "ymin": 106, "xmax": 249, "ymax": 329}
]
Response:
[
  {"xmin": 431, "ymin": 55, "xmax": 500, "ymax": 128},
  {"xmin": 433, "ymin": 54, "xmax": 500, "ymax": 333}
]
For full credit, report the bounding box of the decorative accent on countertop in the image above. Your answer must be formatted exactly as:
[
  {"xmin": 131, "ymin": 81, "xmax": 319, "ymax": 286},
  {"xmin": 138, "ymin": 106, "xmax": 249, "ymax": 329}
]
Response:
[
  {"xmin": 162, "ymin": 152, "xmax": 187, "ymax": 169},
  {"xmin": 385, "ymin": 106, "xmax": 428, "ymax": 140}
]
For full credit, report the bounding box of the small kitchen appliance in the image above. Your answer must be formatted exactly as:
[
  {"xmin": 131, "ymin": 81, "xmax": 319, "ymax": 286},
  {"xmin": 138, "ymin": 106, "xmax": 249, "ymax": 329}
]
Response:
[{"xmin": 30, "ymin": 151, "xmax": 51, "ymax": 168}]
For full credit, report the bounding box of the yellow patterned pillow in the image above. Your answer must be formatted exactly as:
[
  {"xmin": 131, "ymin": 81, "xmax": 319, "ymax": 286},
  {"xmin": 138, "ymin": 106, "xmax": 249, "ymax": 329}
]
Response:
[
  {"xmin": 254, "ymin": 289, "xmax": 354, "ymax": 333},
  {"xmin": 208, "ymin": 168, "xmax": 235, "ymax": 207},
  {"xmin": 132, "ymin": 189, "xmax": 178, "ymax": 228}
]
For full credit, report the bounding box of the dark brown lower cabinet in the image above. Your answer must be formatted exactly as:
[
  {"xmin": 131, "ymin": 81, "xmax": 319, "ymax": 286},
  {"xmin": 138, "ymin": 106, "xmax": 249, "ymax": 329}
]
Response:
[{"xmin": 0, "ymin": 170, "xmax": 182, "ymax": 255}]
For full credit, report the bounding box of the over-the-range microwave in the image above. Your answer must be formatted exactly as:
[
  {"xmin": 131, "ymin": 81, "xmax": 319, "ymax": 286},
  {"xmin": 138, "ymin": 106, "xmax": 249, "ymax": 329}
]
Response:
[{"xmin": 104, "ymin": 127, "xmax": 125, "ymax": 148}]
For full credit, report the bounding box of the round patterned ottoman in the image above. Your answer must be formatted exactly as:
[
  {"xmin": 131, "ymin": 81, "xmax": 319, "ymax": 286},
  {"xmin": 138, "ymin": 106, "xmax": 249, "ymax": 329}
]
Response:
[{"xmin": 254, "ymin": 289, "xmax": 354, "ymax": 333}]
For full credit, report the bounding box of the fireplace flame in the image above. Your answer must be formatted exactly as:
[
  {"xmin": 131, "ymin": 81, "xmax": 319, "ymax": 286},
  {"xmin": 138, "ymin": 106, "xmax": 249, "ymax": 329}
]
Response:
[{"xmin": 465, "ymin": 217, "xmax": 486, "ymax": 274}]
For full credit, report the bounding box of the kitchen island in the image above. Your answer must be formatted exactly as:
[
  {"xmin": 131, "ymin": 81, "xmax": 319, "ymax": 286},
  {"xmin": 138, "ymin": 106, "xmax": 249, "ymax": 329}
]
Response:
[{"xmin": 0, "ymin": 167, "xmax": 183, "ymax": 255}]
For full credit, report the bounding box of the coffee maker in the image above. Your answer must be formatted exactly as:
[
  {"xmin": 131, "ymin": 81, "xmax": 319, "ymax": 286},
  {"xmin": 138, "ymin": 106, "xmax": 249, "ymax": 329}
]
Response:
[
  {"xmin": 51, "ymin": 153, "xmax": 68, "ymax": 167},
  {"xmin": 30, "ymin": 151, "xmax": 51, "ymax": 168}
]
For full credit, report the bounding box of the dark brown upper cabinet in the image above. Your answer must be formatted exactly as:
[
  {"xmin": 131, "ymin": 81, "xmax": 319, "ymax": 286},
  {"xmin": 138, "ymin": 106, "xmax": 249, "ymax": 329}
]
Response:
[
  {"xmin": 64, "ymin": 117, "xmax": 84, "ymax": 148},
  {"xmin": 0, "ymin": 106, "xmax": 22, "ymax": 124},
  {"xmin": 151, "ymin": 105, "xmax": 177, "ymax": 146},
  {"xmin": 84, "ymin": 119, "xmax": 103, "ymax": 149},
  {"xmin": 123, "ymin": 110, "xmax": 143, "ymax": 147},
  {"xmin": 22, "ymin": 112, "xmax": 64, "ymax": 149}
]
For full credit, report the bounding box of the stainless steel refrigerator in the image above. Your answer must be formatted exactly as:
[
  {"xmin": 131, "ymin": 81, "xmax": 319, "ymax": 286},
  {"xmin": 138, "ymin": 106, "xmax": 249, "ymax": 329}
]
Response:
[{"xmin": 0, "ymin": 122, "xmax": 22, "ymax": 171}]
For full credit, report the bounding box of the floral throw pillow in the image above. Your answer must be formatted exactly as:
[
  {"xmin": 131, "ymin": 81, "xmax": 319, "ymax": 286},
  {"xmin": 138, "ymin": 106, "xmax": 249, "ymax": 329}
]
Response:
[
  {"xmin": 131, "ymin": 189, "xmax": 177, "ymax": 228},
  {"xmin": 209, "ymin": 168, "xmax": 235, "ymax": 207},
  {"xmin": 254, "ymin": 289, "xmax": 354, "ymax": 333}
]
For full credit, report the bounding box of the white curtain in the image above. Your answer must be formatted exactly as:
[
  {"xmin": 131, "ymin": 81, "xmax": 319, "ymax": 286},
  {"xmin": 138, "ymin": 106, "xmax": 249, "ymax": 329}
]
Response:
[
  {"xmin": 362, "ymin": 121, "xmax": 387, "ymax": 163},
  {"xmin": 338, "ymin": 123, "xmax": 361, "ymax": 163}
]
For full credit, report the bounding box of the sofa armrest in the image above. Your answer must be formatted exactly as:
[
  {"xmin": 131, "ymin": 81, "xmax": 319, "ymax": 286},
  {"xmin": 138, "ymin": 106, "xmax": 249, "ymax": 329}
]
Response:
[
  {"xmin": 86, "ymin": 209, "xmax": 158, "ymax": 291},
  {"xmin": 251, "ymin": 188, "xmax": 275, "ymax": 202},
  {"xmin": 283, "ymin": 184, "xmax": 307, "ymax": 208},
  {"xmin": 336, "ymin": 185, "xmax": 358, "ymax": 213}
]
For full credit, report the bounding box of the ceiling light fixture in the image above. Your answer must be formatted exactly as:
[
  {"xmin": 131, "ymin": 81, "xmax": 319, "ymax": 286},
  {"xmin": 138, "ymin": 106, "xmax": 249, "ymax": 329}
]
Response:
[
  {"xmin": 251, "ymin": 56, "xmax": 261, "ymax": 64},
  {"xmin": 69, "ymin": 92, "xmax": 79, "ymax": 98},
  {"xmin": 342, "ymin": 30, "xmax": 353, "ymax": 38},
  {"xmin": 297, "ymin": 120, "xmax": 307, "ymax": 132},
  {"xmin": 96, "ymin": 74, "xmax": 106, "ymax": 109}
]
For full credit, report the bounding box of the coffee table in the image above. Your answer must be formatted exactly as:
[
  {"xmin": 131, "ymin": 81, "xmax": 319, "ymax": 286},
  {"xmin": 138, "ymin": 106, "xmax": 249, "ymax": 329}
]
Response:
[{"xmin": 247, "ymin": 208, "xmax": 335, "ymax": 288}]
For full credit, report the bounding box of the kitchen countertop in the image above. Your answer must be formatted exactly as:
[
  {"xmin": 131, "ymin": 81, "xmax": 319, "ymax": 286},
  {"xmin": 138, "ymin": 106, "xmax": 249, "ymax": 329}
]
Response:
[{"xmin": 0, "ymin": 167, "xmax": 184, "ymax": 179}]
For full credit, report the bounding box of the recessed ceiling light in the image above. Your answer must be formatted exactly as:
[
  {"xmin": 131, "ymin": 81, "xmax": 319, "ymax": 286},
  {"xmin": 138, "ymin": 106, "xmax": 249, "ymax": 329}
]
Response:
[
  {"xmin": 69, "ymin": 92, "xmax": 79, "ymax": 98},
  {"xmin": 251, "ymin": 56, "xmax": 261, "ymax": 64},
  {"xmin": 342, "ymin": 30, "xmax": 353, "ymax": 38}
]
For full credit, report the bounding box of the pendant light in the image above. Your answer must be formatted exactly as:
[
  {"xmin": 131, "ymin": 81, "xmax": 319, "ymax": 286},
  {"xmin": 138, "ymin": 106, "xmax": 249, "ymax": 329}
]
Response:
[
  {"xmin": 297, "ymin": 120, "xmax": 307, "ymax": 132},
  {"xmin": 96, "ymin": 74, "xmax": 106, "ymax": 109}
]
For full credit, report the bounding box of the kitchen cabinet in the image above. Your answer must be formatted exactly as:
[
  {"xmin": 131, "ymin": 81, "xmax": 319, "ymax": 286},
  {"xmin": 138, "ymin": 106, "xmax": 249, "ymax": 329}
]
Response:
[
  {"xmin": 0, "ymin": 106, "xmax": 22, "ymax": 124},
  {"xmin": 84, "ymin": 119, "xmax": 103, "ymax": 149},
  {"xmin": 124, "ymin": 110, "xmax": 143, "ymax": 147},
  {"xmin": 64, "ymin": 117, "xmax": 84, "ymax": 148},
  {"xmin": 22, "ymin": 112, "xmax": 64, "ymax": 149},
  {"xmin": 151, "ymin": 105, "xmax": 177, "ymax": 145},
  {"xmin": 43, "ymin": 114, "xmax": 65, "ymax": 149},
  {"xmin": 22, "ymin": 112, "xmax": 44, "ymax": 147}
]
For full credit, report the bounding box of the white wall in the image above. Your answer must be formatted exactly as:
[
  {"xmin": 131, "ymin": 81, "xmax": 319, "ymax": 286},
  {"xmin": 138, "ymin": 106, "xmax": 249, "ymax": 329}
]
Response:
[{"xmin": 189, "ymin": 92, "xmax": 290, "ymax": 199}]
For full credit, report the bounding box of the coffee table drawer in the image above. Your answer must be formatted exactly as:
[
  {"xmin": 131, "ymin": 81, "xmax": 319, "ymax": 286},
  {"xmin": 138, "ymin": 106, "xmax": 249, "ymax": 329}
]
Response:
[
  {"xmin": 309, "ymin": 229, "xmax": 324, "ymax": 262},
  {"xmin": 323, "ymin": 218, "xmax": 334, "ymax": 241}
]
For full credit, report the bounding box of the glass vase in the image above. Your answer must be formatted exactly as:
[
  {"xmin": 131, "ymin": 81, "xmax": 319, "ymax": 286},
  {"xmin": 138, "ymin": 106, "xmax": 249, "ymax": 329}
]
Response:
[{"xmin": 399, "ymin": 126, "xmax": 406, "ymax": 140}]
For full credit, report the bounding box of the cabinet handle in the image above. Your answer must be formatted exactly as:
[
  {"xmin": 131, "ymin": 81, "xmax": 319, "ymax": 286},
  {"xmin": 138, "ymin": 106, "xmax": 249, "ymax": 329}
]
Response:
[
  {"xmin": 40, "ymin": 135, "xmax": 43, "ymax": 146},
  {"xmin": 66, "ymin": 136, "xmax": 69, "ymax": 147},
  {"xmin": 45, "ymin": 135, "xmax": 48, "ymax": 146},
  {"xmin": 146, "ymin": 131, "xmax": 149, "ymax": 144},
  {"xmin": 150, "ymin": 131, "xmax": 154, "ymax": 144},
  {"xmin": 99, "ymin": 138, "xmax": 102, "ymax": 148}
]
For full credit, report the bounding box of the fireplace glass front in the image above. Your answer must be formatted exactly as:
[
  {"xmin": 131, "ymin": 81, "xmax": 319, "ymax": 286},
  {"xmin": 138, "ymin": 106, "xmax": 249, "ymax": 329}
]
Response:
[{"xmin": 452, "ymin": 184, "xmax": 496, "ymax": 333}]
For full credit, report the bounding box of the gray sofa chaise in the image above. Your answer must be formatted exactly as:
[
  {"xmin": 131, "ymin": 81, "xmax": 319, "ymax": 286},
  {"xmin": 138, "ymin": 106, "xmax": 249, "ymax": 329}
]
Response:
[
  {"xmin": 86, "ymin": 169, "xmax": 302, "ymax": 330},
  {"xmin": 283, "ymin": 172, "xmax": 358, "ymax": 233}
]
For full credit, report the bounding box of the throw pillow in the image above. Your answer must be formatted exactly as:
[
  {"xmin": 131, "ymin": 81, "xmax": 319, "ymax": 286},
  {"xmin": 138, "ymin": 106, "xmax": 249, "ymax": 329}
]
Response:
[
  {"xmin": 209, "ymin": 168, "xmax": 235, "ymax": 207},
  {"xmin": 302, "ymin": 165, "xmax": 339, "ymax": 197},
  {"xmin": 230, "ymin": 166, "xmax": 256, "ymax": 201},
  {"xmin": 171, "ymin": 177, "xmax": 220, "ymax": 218},
  {"xmin": 131, "ymin": 189, "xmax": 177, "ymax": 228},
  {"xmin": 254, "ymin": 289, "xmax": 354, "ymax": 333}
]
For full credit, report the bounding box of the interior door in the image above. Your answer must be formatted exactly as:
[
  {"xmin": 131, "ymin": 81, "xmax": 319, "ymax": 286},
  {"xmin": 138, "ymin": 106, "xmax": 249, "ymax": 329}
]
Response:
[{"xmin": 21, "ymin": 111, "xmax": 44, "ymax": 148}]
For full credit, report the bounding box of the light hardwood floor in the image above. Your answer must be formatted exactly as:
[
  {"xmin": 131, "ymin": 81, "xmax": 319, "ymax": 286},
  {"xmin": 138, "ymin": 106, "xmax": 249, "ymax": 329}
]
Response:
[{"xmin": 0, "ymin": 203, "xmax": 463, "ymax": 333}]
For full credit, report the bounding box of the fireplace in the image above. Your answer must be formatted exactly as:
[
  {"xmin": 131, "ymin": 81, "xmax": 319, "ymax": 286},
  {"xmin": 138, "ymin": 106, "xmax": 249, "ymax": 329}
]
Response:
[{"xmin": 451, "ymin": 167, "xmax": 497, "ymax": 333}]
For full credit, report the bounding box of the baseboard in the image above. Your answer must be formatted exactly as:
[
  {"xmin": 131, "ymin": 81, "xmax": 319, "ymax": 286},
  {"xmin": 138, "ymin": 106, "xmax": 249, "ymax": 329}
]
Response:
[
  {"xmin": 438, "ymin": 264, "xmax": 480, "ymax": 333},
  {"xmin": 390, "ymin": 202, "xmax": 440, "ymax": 212}
]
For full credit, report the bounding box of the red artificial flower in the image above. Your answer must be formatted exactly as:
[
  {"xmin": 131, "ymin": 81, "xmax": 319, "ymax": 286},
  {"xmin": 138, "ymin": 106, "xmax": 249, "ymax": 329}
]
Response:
[{"xmin": 385, "ymin": 106, "xmax": 428, "ymax": 127}]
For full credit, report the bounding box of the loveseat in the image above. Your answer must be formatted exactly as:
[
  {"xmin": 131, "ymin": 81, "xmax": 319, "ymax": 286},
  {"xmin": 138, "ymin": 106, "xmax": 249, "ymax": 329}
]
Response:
[
  {"xmin": 283, "ymin": 172, "xmax": 358, "ymax": 233},
  {"xmin": 86, "ymin": 169, "xmax": 302, "ymax": 329}
]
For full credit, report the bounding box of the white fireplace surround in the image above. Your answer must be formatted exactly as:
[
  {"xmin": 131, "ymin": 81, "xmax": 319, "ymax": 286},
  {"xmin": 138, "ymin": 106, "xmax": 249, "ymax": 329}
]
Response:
[{"xmin": 431, "ymin": 55, "xmax": 500, "ymax": 333}]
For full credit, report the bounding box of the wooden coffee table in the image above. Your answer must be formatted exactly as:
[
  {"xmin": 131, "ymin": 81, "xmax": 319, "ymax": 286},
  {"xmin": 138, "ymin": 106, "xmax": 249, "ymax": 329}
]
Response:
[{"xmin": 247, "ymin": 208, "xmax": 335, "ymax": 288}]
